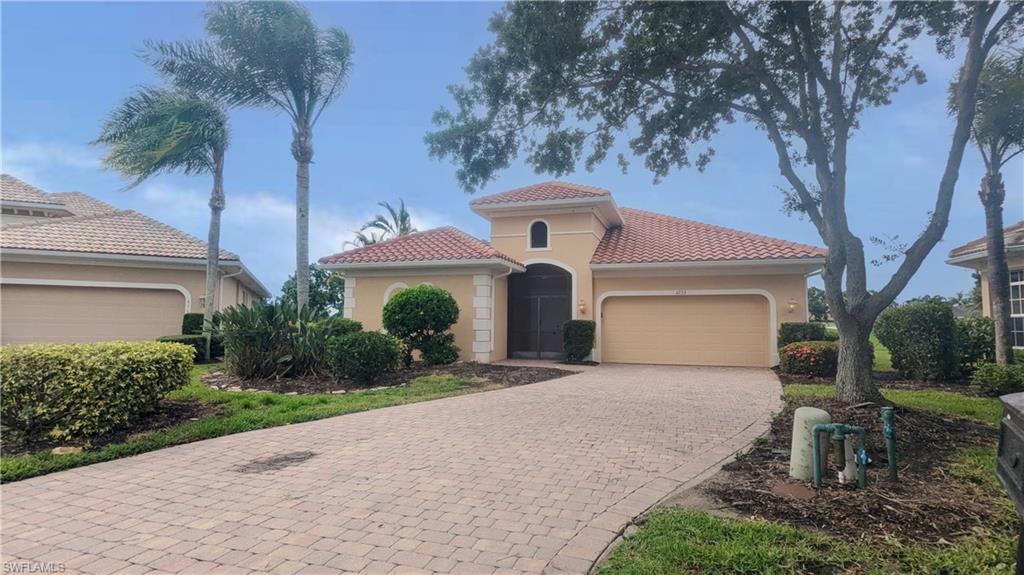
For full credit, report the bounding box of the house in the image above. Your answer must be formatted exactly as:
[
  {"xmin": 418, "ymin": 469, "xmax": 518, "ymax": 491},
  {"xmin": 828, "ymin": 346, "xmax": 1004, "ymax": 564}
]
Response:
[
  {"xmin": 319, "ymin": 181, "xmax": 825, "ymax": 367},
  {"xmin": 0, "ymin": 174, "xmax": 270, "ymax": 345},
  {"xmin": 947, "ymin": 220, "xmax": 1024, "ymax": 348}
]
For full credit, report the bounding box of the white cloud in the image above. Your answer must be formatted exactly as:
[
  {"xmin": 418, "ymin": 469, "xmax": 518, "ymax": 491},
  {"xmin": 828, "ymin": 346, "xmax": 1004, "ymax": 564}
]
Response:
[{"xmin": 2, "ymin": 141, "xmax": 101, "ymax": 182}]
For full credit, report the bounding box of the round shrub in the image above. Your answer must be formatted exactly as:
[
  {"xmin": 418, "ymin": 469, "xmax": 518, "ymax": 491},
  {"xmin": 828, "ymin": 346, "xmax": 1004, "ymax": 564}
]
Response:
[
  {"xmin": 954, "ymin": 316, "xmax": 995, "ymax": 375},
  {"xmin": 383, "ymin": 284, "xmax": 460, "ymax": 366},
  {"xmin": 158, "ymin": 334, "xmax": 224, "ymax": 362},
  {"xmin": 874, "ymin": 301, "xmax": 958, "ymax": 381},
  {"xmin": 779, "ymin": 341, "xmax": 839, "ymax": 377},
  {"xmin": 971, "ymin": 362, "xmax": 1024, "ymax": 396},
  {"xmin": 563, "ymin": 320, "xmax": 596, "ymax": 362},
  {"xmin": 327, "ymin": 331, "xmax": 402, "ymax": 382},
  {"xmin": 421, "ymin": 332, "xmax": 460, "ymax": 365}
]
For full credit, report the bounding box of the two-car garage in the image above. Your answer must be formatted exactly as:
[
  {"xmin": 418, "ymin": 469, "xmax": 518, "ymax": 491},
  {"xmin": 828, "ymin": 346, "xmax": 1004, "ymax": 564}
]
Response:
[{"xmin": 596, "ymin": 290, "xmax": 778, "ymax": 368}]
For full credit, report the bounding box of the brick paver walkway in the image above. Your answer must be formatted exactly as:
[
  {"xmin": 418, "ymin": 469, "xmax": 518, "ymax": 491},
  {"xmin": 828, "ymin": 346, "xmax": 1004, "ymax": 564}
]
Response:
[{"xmin": 2, "ymin": 364, "xmax": 780, "ymax": 575}]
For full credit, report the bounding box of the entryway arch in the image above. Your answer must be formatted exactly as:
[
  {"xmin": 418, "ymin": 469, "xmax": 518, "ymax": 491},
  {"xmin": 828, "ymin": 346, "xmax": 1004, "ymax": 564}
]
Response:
[{"xmin": 507, "ymin": 263, "xmax": 572, "ymax": 359}]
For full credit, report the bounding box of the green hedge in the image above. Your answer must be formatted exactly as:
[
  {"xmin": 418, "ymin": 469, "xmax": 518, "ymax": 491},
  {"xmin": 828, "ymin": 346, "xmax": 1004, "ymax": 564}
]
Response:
[
  {"xmin": 563, "ymin": 320, "xmax": 596, "ymax": 362},
  {"xmin": 0, "ymin": 342, "xmax": 194, "ymax": 442},
  {"xmin": 875, "ymin": 302, "xmax": 958, "ymax": 381},
  {"xmin": 971, "ymin": 362, "xmax": 1024, "ymax": 396},
  {"xmin": 327, "ymin": 331, "xmax": 403, "ymax": 382},
  {"xmin": 779, "ymin": 341, "xmax": 839, "ymax": 377},
  {"xmin": 778, "ymin": 322, "xmax": 827, "ymax": 348},
  {"xmin": 157, "ymin": 334, "xmax": 224, "ymax": 362},
  {"xmin": 954, "ymin": 316, "xmax": 995, "ymax": 375},
  {"xmin": 181, "ymin": 312, "xmax": 220, "ymax": 335},
  {"xmin": 421, "ymin": 332, "xmax": 460, "ymax": 366}
]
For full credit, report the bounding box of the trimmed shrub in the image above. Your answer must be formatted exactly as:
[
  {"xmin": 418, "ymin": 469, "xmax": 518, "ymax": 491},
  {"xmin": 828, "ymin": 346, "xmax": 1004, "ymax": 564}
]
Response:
[
  {"xmin": 0, "ymin": 341, "xmax": 194, "ymax": 442},
  {"xmin": 779, "ymin": 341, "xmax": 839, "ymax": 377},
  {"xmin": 421, "ymin": 332, "xmax": 460, "ymax": 366},
  {"xmin": 383, "ymin": 284, "xmax": 460, "ymax": 366},
  {"xmin": 158, "ymin": 334, "xmax": 224, "ymax": 362},
  {"xmin": 971, "ymin": 362, "xmax": 1024, "ymax": 396},
  {"xmin": 874, "ymin": 302, "xmax": 958, "ymax": 381},
  {"xmin": 181, "ymin": 312, "xmax": 219, "ymax": 335},
  {"xmin": 563, "ymin": 320, "xmax": 596, "ymax": 362},
  {"xmin": 954, "ymin": 316, "xmax": 995, "ymax": 375},
  {"xmin": 778, "ymin": 322, "xmax": 827, "ymax": 348},
  {"xmin": 327, "ymin": 331, "xmax": 402, "ymax": 382}
]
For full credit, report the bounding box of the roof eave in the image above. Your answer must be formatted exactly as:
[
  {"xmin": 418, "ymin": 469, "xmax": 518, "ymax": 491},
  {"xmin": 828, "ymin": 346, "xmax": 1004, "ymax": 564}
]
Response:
[
  {"xmin": 319, "ymin": 258, "xmax": 526, "ymax": 273},
  {"xmin": 470, "ymin": 196, "xmax": 624, "ymax": 226},
  {"xmin": 590, "ymin": 257, "xmax": 827, "ymax": 270},
  {"xmin": 946, "ymin": 244, "xmax": 1024, "ymax": 268}
]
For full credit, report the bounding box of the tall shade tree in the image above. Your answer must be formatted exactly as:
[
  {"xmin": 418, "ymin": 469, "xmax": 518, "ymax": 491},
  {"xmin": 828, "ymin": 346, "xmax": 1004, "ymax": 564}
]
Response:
[
  {"xmin": 426, "ymin": 1, "xmax": 1023, "ymax": 403},
  {"xmin": 952, "ymin": 51, "xmax": 1024, "ymax": 364},
  {"xmin": 95, "ymin": 87, "xmax": 229, "ymax": 349},
  {"xmin": 361, "ymin": 199, "xmax": 417, "ymax": 239},
  {"xmin": 147, "ymin": 1, "xmax": 354, "ymax": 312}
]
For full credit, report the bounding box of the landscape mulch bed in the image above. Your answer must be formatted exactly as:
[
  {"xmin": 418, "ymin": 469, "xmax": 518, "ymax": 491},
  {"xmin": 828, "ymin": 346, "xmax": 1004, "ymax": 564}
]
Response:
[
  {"xmin": 702, "ymin": 396, "xmax": 1004, "ymax": 544},
  {"xmin": 777, "ymin": 369, "xmax": 990, "ymax": 396},
  {"xmin": 203, "ymin": 362, "xmax": 575, "ymax": 394},
  {"xmin": 1, "ymin": 399, "xmax": 220, "ymax": 457}
]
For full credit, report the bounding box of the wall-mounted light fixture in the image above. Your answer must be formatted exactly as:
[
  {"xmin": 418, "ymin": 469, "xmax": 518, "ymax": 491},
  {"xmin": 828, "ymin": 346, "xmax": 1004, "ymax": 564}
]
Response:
[
  {"xmin": 578, "ymin": 299, "xmax": 586, "ymax": 315},
  {"xmin": 787, "ymin": 298, "xmax": 798, "ymax": 314}
]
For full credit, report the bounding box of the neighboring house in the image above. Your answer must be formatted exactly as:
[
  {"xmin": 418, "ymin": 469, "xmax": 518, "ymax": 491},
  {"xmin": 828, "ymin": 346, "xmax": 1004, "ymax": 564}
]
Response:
[
  {"xmin": 947, "ymin": 220, "xmax": 1024, "ymax": 348},
  {"xmin": 0, "ymin": 174, "xmax": 270, "ymax": 345},
  {"xmin": 319, "ymin": 181, "xmax": 825, "ymax": 367}
]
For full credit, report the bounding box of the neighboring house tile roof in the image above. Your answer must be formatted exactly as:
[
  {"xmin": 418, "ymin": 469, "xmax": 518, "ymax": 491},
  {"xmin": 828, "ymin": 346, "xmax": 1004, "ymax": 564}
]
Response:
[
  {"xmin": 591, "ymin": 207, "xmax": 827, "ymax": 264},
  {"xmin": 949, "ymin": 220, "xmax": 1024, "ymax": 258},
  {"xmin": 0, "ymin": 174, "xmax": 63, "ymax": 205},
  {"xmin": 470, "ymin": 181, "xmax": 611, "ymax": 206},
  {"xmin": 319, "ymin": 226, "xmax": 523, "ymax": 267},
  {"xmin": 2, "ymin": 210, "xmax": 239, "ymax": 260}
]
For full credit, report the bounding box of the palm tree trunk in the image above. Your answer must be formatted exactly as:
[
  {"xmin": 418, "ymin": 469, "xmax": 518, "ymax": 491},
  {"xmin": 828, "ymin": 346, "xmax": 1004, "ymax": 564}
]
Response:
[
  {"xmin": 293, "ymin": 126, "xmax": 313, "ymax": 312},
  {"xmin": 981, "ymin": 170, "xmax": 1014, "ymax": 364},
  {"xmin": 203, "ymin": 150, "xmax": 226, "ymax": 361}
]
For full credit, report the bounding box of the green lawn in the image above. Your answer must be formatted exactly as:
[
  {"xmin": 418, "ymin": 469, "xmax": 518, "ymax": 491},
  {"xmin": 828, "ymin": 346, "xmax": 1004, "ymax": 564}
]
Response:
[
  {"xmin": 823, "ymin": 326, "xmax": 893, "ymax": 372},
  {"xmin": 1, "ymin": 363, "xmax": 481, "ymax": 482},
  {"xmin": 600, "ymin": 384, "xmax": 1012, "ymax": 575}
]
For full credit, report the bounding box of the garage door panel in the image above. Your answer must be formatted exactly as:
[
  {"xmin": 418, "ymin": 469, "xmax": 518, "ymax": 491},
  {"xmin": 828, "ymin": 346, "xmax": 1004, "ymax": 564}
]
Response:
[
  {"xmin": 1, "ymin": 284, "xmax": 185, "ymax": 345},
  {"xmin": 602, "ymin": 295, "xmax": 770, "ymax": 367}
]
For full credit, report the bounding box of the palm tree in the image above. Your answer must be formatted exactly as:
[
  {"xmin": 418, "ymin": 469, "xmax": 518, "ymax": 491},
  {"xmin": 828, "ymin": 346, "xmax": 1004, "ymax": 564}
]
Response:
[
  {"xmin": 146, "ymin": 1, "xmax": 354, "ymax": 312},
  {"xmin": 345, "ymin": 229, "xmax": 383, "ymax": 249},
  {"xmin": 954, "ymin": 51, "xmax": 1024, "ymax": 364},
  {"xmin": 95, "ymin": 87, "xmax": 229, "ymax": 355},
  {"xmin": 361, "ymin": 199, "xmax": 416, "ymax": 239}
]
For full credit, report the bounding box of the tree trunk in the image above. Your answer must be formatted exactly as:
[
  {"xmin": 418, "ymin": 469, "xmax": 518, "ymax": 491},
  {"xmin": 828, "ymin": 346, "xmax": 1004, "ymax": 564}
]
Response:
[
  {"xmin": 834, "ymin": 317, "xmax": 884, "ymax": 404},
  {"xmin": 981, "ymin": 170, "xmax": 1014, "ymax": 364},
  {"xmin": 292, "ymin": 126, "xmax": 314, "ymax": 312},
  {"xmin": 203, "ymin": 151, "xmax": 226, "ymax": 362}
]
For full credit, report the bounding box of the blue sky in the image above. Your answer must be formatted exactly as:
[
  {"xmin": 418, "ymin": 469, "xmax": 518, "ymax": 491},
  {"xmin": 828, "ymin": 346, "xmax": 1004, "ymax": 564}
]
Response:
[{"xmin": 3, "ymin": 2, "xmax": 1021, "ymax": 297}]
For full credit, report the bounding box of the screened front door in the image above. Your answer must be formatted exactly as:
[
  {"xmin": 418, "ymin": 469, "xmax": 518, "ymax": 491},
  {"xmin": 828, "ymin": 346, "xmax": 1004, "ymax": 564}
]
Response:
[{"xmin": 508, "ymin": 264, "xmax": 571, "ymax": 359}]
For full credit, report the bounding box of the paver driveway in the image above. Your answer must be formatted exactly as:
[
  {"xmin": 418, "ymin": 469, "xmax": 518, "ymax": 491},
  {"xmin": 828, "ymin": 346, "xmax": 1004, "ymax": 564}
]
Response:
[{"xmin": 2, "ymin": 365, "xmax": 781, "ymax": 575}]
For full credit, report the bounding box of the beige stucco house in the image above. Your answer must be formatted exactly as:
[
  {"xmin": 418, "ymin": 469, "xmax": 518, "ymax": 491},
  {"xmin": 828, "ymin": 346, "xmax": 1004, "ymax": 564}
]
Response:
[
  {"xmin": 0, "ymin": 174, "xmax": 269, "ymax": 345},
  {"xmin": 947, "ymin": 220, "xmax": 1024, "ymax": 348},
  {"xmin": 319, "ymin": 181, "xmax": 825, "ymax": 367}
]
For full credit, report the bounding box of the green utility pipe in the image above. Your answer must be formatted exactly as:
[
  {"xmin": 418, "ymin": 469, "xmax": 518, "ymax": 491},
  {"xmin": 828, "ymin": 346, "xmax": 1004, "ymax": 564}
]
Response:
[
  {"xmin": 811, "ymin": 423, "xmax": 868, "ymax": 489},
  {"xmin": 881, "ymin": 406, "xmax": 897, "ymax": 482}
]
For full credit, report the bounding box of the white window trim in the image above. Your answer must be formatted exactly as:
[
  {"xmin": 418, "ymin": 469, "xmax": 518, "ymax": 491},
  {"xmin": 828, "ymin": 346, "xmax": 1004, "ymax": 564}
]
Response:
[
  {"xmin": 1011, "ymin": 269, "xmax": 1024, "ymax": 348},
  {"xmin": 522, "ymin": 259, "xmax": 579, "ymax": 320},
  {"xmin": 0, "ymin": 277, "xmax": 192, "ymax": 313},
  {"xmin": 593, "ymin": 289, "xmax": 779, "ymax": 366},
  {"xmin": 526, "ymin": 218, "xmax": 551, "ymax": 251}
]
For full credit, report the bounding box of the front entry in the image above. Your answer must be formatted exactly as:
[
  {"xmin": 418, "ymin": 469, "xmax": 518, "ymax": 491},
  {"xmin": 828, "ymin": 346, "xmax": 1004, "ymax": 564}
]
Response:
[{"xmin": 508, "ymin": 263, "xmax": 571, "ymax": 359}]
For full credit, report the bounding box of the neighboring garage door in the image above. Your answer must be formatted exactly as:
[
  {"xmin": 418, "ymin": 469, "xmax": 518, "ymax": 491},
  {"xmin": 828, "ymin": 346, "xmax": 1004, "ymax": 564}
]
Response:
[
  {"xmin": 601, "ymin": 294, "xmax": 771, "ymax": 367},
  {"xmin": 0, "ymin": 284, "xmax": 186, "ymax": 345}
]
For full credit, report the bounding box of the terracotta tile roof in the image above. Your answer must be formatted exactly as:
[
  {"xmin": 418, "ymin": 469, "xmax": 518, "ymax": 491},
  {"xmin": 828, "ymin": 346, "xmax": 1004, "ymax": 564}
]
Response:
[
  {"xmin": 319, "ymin": 226, "xmax": 522, "ymax": 267},
  {"xmin": 49, "ymin": 192, "xmax": 118, "ymax": 216},
  {"xmin": 592, "ymin": 208, "xmax": 827, "ymax": 264},
  {"xmin": 949, "ymin": 220, "xmax": 1024, "ymax": 258},
  {"xmin": 2, "ymin": 210, "xmax": 239, "ymax": 260},
  {"xmin": 470, "ymin": 181, "xmax": 611, "ymax": 206},
  {"xmin": 0, "ymin": 174, "xmax": 63, "ymax": 205}
]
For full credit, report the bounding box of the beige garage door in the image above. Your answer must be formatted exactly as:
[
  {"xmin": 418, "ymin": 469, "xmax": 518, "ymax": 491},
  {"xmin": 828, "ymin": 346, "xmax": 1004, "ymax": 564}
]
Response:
[
  {"xmin": 601, "ymin": 295, "xmax": 771, "ymax": 367},
  {"xmin": 1, "ymin": 284, "xmax": 186, "ymax": 345}
]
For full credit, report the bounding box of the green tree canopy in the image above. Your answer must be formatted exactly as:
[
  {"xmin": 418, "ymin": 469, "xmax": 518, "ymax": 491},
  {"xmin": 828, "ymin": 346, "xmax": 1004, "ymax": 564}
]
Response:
[{"xmin": 281, "ymin": 265, "xmax": 345, "ymax": 316}]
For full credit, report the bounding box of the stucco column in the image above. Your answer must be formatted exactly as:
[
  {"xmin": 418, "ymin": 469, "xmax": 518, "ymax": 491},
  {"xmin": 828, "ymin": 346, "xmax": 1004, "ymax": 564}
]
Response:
[
  {"xmin": 342, "ymin": 276, "xmax": 356, "ymax": 319},
  {"xmin": 472, "ymin": 274, "xmax": 492, "ymax": 363}
]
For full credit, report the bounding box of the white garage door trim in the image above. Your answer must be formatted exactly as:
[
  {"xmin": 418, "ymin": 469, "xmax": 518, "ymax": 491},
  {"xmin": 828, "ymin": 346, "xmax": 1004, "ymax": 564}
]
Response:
[
  {"xmin": 1, "ymin": 278, "xmax": 192, "ymax": 313},
  {"xmin": 595, "ymin": 289, "xmax": 779, "ymax": 366}
]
